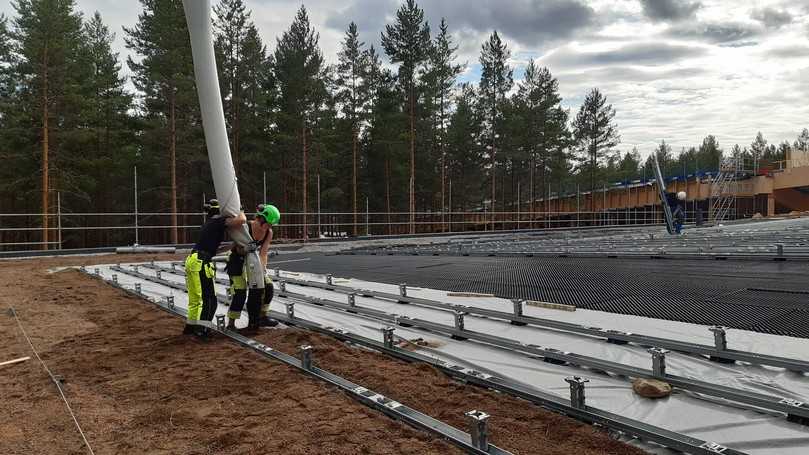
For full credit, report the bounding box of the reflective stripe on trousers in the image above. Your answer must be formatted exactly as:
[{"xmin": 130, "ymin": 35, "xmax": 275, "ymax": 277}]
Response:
[{"xmin": 185, "ymin": 253, "xmax": 217, "ymax": 323}]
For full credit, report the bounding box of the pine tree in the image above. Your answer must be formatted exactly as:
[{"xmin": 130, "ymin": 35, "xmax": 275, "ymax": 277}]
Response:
[
  {"xmin": 794, "ymin": 128, "xmax": 809, "ymax": 152},
  {"xmin": 478, "ymin": 31, "xmax": 513, "ymax": 219},
  {"xmin": 515, "ymin": 61, "xmax": 569, "ymax": 214},
  {"xmin": 618, "ymin": 149, "xmax": 641, "ymax": 181},
  {"xmin": 273, "ymin": 5, "xmax": 327, "ymax": 238},
  {"xmin": 572, "ymin": 88, "xmax": 619, "ymax": 197},
  {"xmin": 77, "ymin": 12, "xmax": 135, "ymax": 205},
  {"xmin": 214, "ymin": 0, "xmax": 263, "ymax": 181},
  {"xmin": 235, "ymin": 24, "xmax": 272, "ymax": 204},
  {"xmin": 365, "ymin": 59, "xmax": 406, "ymax": 233},
  {"xmin": 125, "ymin": 0, "xmax": 197, "ymax": 244},
  {"xmin": 750, "ymin": 131, "xmax": 767, "ymax": 173},
  {"xmin": 698, "ymin": 135, "xmax": 721, "ymax": 171},
  {"xmin": 335, "ymin": 22, "xmax": 372, "ymax": 235},
  {"xmin": 381, "ymin": 0, "xmax": 430, "ymax": 233},
  {"xmin": 445, "ymin": 83, "xmax": 483, "ymax": 211},
  {"xmin": 11, "ymin": 0, "xmax": 84, "ymax": 249},
  {"xmin": 421, "ymin": 18, "xmax": 462, "ymax": 223},
  {"xmin": 0, "ymin": 13, "xmax": 22, "ymax": 217}
]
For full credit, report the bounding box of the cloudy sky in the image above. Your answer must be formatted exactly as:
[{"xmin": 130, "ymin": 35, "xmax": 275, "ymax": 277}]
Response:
[{"xmin": 2, "ymin": 0, "xmax": 808, "ymax": 156}]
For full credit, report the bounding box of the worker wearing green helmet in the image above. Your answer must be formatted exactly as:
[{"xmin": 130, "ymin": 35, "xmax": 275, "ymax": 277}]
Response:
[
  {"xmin": 252, "ymin": 204, "xmax": 280, "ymax": 327},
  {"xmin": 226, "ymin": 203, "xmax": 281, "ymax": 331}
]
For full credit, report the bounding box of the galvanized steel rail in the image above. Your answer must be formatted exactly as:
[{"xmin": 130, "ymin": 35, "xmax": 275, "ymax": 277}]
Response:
[
  {"xmin": 209, "ymin": 265, "xmax": 809, "ymax": 373},
  {"xmin": 83, "ymin": 266, "xmax": 511, "ymax": 455},
  {"xmin": 93, "ymin": 265, "xmax": 747, "ymax": 455},
  {"xmin": 270, "ymin": 301, "xmax": 749, "ymax": 455},
  {"xmin": 134, "ymin": 264, "xmax": 809, "ymax": 423}
]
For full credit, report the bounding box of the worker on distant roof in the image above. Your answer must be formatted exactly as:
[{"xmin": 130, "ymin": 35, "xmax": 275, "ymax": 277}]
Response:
[
  {"xmin": 665, "ymin": 192, "xmax": 687, "ymax": 234},
  {"xmin": 184, "ymin": 199, "xmax": 246, "ymax": 337}
]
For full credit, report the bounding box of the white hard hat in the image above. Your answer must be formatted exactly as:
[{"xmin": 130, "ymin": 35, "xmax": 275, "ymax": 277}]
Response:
[{"xmin": 677, "ymin": 191, "xmax": 686, "ymax": 201}]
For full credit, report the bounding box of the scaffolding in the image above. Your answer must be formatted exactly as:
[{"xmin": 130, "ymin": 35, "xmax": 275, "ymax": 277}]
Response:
[{"xmin": 709, "ymin": 157, "xmax": 741, "ymax": 224}]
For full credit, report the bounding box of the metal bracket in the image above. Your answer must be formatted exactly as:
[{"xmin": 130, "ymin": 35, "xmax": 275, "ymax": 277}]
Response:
[
  {"xmin": 165, "ymin": 295, "xmax": 175, "ymax": 310},
  {"xmin": 94, "ymin": 267, "xmax": 100, "ymax": 275},
  {"xmin": 512, "ymin": 299, "xmax": 524, "ymax": 318},
  {"xmin": 649, "ymin": 348, "xmax": 669, "ymax": 378},
  {"xmin": 699, "ymin": 442, "xmax": 728, "ymax": 453},
  {"xmin": 300, "ymin": 345, "xmax": 313, "ymax": 371},
  {"xmin": 510, "ymin": 300, "xmax": 527, "ymax": 326},
  {"xmin": 279, "ymin": 281, "xmax": 287, "ymax": 293},
  {"xmin": 326, "ymin": 274, "xmax": 333, "ymax": 286},
  {"xmin": 134, "ymin": 283, "xmax": 142, "ymax": 294},
  {"xmin": 780, "ymin": 398, "xmax": 806, "ymax": 407},
  {"xmin": 285, "ymin": 302, "xmax": 295, "ymax": 319},
  {"xmin": 274, "ymin": 268, "xmax": 280, "ymax": 278},
  {"xmin": 565, "ymin": 376, "xmax": 589, "ymax": 410},
  {"xmin": 709, "ymin": 326, "xmax": 728, "ymax": 351},
  {"xmin": 112, "ymin": 274, "xmax": 118, "ymax": 284},
  {"xmin": 156, "ymin": 270, "xmax": 162, "ymax": 280},
  {"xmin": 348, "ymin": 293, "xmax": 356, "ymax": 308},
  {"xmin": 465, "ymin": 410, "xmax": 490, "ymax": 451},
  {"xmin": 454, "ymin": 311, "xmax": 466, "ymax": 331},
  {"xmin": 133, "ymin": 265, "xmax": 139, "ymax": 273},
  {"xmin": 215, "ymin": 314, "xmax": 226, "ymax": 331},
  {"xmin": 382, "ymin": 326, "xmax": 395, "ymax": 349},
  {"xmin": 398, "ymin": 283, "xmax": 407, "ymax": 298}
]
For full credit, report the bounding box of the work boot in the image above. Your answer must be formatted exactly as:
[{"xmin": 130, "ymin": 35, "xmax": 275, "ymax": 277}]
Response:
[
  {"xmin": 226, "ymin": 319, "xmax": 237, "ymax": 331},
  {"xmin": 258, "ymin": 316, "xmax": 278, "ymax": 327},
  {"xmin": 194, "ymin": 326, "xmax": 211, "ymax": 340},
  {"xmin": 183, "ymin": 324, "xmax": 196, "ymax": 335}
]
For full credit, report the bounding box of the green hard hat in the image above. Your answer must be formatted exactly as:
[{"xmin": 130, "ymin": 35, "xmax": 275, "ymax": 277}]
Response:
[{"xmin": 257, "ymin": 204, "xmax": 281, "ymax": 225}]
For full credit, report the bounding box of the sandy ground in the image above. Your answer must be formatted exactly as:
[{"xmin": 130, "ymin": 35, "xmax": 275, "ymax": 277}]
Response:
[{"xmin": 0, "ymin": 254, "xmax": 645, "ymax": 455}]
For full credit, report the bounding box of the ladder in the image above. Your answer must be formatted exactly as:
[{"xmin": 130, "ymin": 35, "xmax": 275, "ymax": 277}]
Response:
[{"xmin": 709, "ymin": 157, "xmax": 738, "ymax": 224}]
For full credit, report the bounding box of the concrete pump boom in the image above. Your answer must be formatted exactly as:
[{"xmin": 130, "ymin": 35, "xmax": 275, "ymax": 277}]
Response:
[{"xmin": 182, "ymin": 0, "xmax": 264, "ymax": 289}]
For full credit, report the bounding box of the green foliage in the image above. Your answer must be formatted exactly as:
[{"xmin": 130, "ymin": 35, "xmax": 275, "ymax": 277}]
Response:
[
  {"xmin": 572, "ymin": 88, "xmax": 620, "ymax": 193},
  {"xmin": 3, "ymin": 0, "xmax": 807, "ymax": 245}
]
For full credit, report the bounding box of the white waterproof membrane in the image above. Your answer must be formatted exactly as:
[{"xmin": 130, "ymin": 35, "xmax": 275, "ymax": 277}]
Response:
[{"xmin": 86, "ymin": 262, "xmax": 809, "ymax": 455}]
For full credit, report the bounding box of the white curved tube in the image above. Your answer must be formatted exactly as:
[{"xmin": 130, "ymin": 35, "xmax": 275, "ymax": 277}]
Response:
[{"xmin": 182, "ymin": 0, "xmax": 264, "ymax": 288}]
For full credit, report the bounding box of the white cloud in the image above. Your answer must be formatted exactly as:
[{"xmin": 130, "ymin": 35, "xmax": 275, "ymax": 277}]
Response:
[{"xmin": 0, "ymin": 0, "xmax": 806, "ymax": 157}]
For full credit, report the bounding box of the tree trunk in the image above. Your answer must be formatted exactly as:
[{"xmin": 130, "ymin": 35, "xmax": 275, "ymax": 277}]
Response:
[
  {"xmin": 233, "ymin": 95, "xmax": 240, "ymax": 181},
  {"xmin": 41, "ymin": 48, "xmax": 49, "ymax": 250},
  {"xmin": 440, "ymin": 91, "xmax": 446, "ymax": 232},
  {"xmin": 169, "ymin": 90, "xmax": 178, "ymax": 245},
  {"xmin": 352, "ymin": 127, "xmax": 358, "ymax": 236},
  {"xmin": 385, "ymin": 156, "xmax": 391, "ymax": 235},
  {"xmin": 529, "ymin": 152, "xmax": 534, "ymax": 228},
  {"xmin": 409, "ymin": 82, "xmax": 415, "ymax": 234},
  {"xmin": 302, "ymin": 124, "xmax": 308, "ymax": 240}
]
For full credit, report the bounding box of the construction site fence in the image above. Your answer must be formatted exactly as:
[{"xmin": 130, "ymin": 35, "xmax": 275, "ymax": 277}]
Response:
[{"xmin": 0, "ymin": 207, "xmax": 714, "ymax": 251}]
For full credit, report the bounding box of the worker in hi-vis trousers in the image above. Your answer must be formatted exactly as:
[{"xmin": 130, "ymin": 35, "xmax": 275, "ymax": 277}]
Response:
[
  {"xmin": 225, "ymin": 204, "xmax": 281, "ymax": 331},
  {"xmin": 184, "ymin": 199, "xmax": 246, "ymax": 337},
  {"xmin": 224, "ymin": 244, "xmax": 257, "ymax": 330}
]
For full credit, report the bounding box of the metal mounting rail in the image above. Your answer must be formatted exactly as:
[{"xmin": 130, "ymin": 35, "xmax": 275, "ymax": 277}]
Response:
[
  {"xmin": 269, "ymin": 305, "xmax": 749, "ymax": 455},
  {"xmin": 95, "ymin": 266, "xmax": 747, "ymax": 455},
  {"xmin": 130, "ymin": 264, "xmax": 809, "ymax": 423},
  {"xmin": 199, "ymin": 265, "xmax": 809, "ymax": 373},
  {"xmin": 83, "ymin": 267, "xmax": 511, "ymax": 455}
]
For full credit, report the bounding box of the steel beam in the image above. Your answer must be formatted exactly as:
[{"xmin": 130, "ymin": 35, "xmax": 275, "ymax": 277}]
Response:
[
  {"xmin": 253, "ymin": 269, "xmax": 809, "ymax": 373},
  {"xmin": 83, "ymin": 267, "xmax": 511, "ymax": 455},
  {"xmin": 137, "ymin": 264, "xmax": 809, "ymax": 422},
  {"xmin": 270, "ymin": 300, "xmax": 749, "ymax": 455}
]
